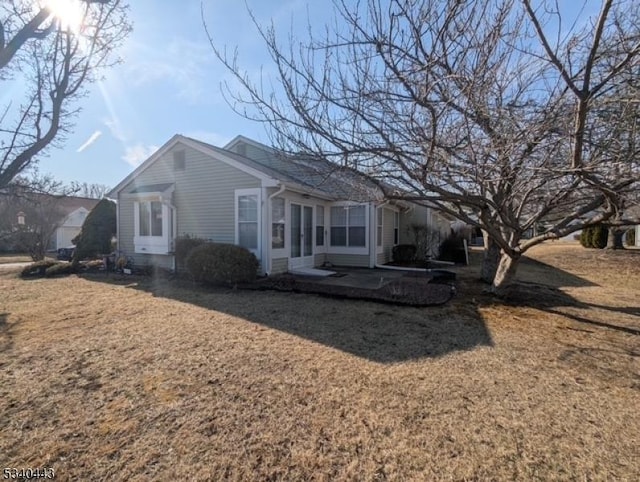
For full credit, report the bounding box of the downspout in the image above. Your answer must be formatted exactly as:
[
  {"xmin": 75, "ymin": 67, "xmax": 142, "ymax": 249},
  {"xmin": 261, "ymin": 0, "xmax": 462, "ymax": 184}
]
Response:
[
  {"xmin": 266, "ymin": 183, "xmax": 286, "ymax": 275},
  {"xmin": 163, "ymin": 196, "xmax": 177, "ymax": 272}
]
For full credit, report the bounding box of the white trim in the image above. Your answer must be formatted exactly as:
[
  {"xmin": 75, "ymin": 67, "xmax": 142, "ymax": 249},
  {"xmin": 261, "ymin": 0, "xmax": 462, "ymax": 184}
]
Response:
[
  {"xmin": 133, "ymin": 200, "xmax": 173, "ymax": 255},
  {"xmin": 327, "ymin": 202, "xmax": 369, "ymax": 256},
  {"xmin": 235, "ymin": 188, "xmax": 262, "ymax": 260},
  {"xmin": 314, "ymin": 204, "xmax": 327, "ymax": 254},
  {"xmin": 289, "ymin": 202, "xmax": 315, "ymax": 270},
  {"xmin": 376, "ymin": 206, "xmax": 384, "ymax": 254}
]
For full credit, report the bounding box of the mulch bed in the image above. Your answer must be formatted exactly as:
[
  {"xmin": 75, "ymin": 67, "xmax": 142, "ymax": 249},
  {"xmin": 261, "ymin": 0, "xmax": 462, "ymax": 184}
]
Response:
[{"xmin": 243, "ymin": 273, "xmax": 455, "ymax": 306}]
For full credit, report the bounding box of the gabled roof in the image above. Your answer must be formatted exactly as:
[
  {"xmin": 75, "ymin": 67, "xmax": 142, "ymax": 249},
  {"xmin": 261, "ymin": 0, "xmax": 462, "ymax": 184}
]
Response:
[
  {"xmin": 109, "ymin": 134, "xmax": 386, "ymax": 202},
  {"xmin": 205, "ymin": 136, "xmax": 384, "ymax": 201},
  {"xmin": 108, "ymin": 135, "xmax": 280, "ymax": 198}
]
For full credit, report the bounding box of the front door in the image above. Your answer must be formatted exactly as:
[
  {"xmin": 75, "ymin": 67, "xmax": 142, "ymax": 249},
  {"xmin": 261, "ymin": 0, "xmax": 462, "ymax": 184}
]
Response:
[{"xmin": 290, "ymin": 203, "xmax": 314, "ymax": 269}]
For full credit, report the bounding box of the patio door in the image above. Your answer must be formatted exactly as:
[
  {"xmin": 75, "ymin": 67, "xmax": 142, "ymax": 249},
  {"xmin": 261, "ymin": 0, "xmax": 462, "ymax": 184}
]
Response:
[{"xmin": 290, "ymin": 203, "xmax": 314, "ymax": 269}]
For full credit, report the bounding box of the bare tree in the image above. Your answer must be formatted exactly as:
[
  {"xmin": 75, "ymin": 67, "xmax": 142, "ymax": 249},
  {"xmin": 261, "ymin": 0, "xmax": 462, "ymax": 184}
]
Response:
[
  {"xmin": 209, "ymin": 0, "xmax": 640, "ymax": 295},
  {"xmin": 0, "ymin": 173, "xmax": 69, "ymax": 260},
  {"xmin": 0, "ymin": 0, "xmax": 130, "ymax": 189},
  {"xmin": 69, "ymin": 181, "xmax": 111, "ymax": 198}
]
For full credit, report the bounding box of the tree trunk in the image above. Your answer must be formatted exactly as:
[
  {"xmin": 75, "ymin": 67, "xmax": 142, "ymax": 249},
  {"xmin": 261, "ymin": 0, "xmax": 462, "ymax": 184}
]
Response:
[
  {"xmin": 490, "ymin": 252, "xmax": 521, "ymax": 297},
  {"xmin": 480, "ymin": 234, "xmax": 501, "ymax": 283},
  {"xmin": 605, "ymin": 227, "xmax": 625, "ymax": 249}
]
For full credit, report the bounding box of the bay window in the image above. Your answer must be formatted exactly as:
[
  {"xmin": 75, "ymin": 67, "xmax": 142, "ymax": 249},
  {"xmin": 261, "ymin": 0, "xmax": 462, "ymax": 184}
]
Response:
[{"xmin": 134, "ymin": 200, "xmax": 173, "ymax": 254}]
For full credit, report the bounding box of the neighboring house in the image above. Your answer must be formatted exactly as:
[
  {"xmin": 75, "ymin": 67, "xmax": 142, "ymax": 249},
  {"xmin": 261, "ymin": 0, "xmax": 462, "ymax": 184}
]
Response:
[
  {"xmin": 107, "ymin": 135, "xmax": 451, "ymax": 274},
  {"xmin": 51, "ymin": 197, "xmax": 101, "ymax": 250},
  {"xmin": 0, "ymin": 194, "xmax": 99, "ymax": 252}
]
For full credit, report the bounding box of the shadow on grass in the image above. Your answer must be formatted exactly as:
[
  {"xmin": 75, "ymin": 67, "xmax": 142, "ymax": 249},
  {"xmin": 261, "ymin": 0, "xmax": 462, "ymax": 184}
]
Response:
[
  {"xmin": 82, "ymin": 274, "xmax": 493, "ymax": 363},
  {"xmin": 79, "ymin": 247, "xmax": 639, "ymax": 362},
  {"xmin": 0, "ymin": 313, "xmax": 12, "ymax": 353},
  {"xmin": 518, "ymin": 257, "xmax": 599, "ymax": 288}
]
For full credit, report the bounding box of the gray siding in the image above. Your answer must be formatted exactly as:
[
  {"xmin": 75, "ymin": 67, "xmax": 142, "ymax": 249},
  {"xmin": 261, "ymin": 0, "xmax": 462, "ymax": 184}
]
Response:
[
  {"xmin": 325, "ymin": 253, "xmax": 370, "ymax": 267},
  {"xmin": 399, "ymin": 203, "xmax": 430, "ymax": 244},
  {"xmin": 118, "ymin": 142, "xmax": 261, "ymax": 267},
  {"xmin": 229, "ymin": 141, "xmax": 273, "ymax": 163},
  {"xmin": 271, "ymin": 257, "xmax": 288, "ymax": 274},
  {"xmin": 314, "ymin": 253, "xmax": 326, "ymax": 267},
  {"xmin": 399, "ymin": 203, "xmax": 450, "ymax": 258},
  {"xmin": 377, "ymin": 207, "xmax": 396, "ymax": 264}
]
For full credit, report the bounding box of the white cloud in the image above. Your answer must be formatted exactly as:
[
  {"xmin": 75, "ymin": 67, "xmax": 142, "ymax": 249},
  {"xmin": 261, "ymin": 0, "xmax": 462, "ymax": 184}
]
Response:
[
  {"xmin": 76, "ymin": 130, "xmax": 103, "ymax": 152},
  {"xmin": 126, "ymin": 38, "xmax": 219, "ymax": 104},
  {"xmin": 103, "ymin": 116, "xmax": 128, "ymax": 142},
  {"xmin": 184, "ymin": 130, "xmax": 231, "ymax": 147},
  {"xmin": 122, "ymin": 144, "xmax": 159, "ymax": 168}
]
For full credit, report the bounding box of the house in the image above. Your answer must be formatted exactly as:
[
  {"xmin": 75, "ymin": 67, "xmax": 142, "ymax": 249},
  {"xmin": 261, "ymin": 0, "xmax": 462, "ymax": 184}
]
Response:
[
  {"xmin": 0, "ymin": 193, "xmax": 99, "ymax": 252},
  {"xmin": 107, "ymin": 135, "xmax": 451, "ymax": 274},
  {"xmin": 50, "ymin": 197, "xmax": 100, "ymax": 250}
]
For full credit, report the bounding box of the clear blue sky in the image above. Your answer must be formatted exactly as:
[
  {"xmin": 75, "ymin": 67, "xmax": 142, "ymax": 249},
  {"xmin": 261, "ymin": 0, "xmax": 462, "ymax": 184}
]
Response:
[
  {"xmin": 35, "ymin": 0, "xmax": 598, "ymax": 190},
  {"xmin": 37, "ymin": 0, "xmax": 330, "ymax": 189}
]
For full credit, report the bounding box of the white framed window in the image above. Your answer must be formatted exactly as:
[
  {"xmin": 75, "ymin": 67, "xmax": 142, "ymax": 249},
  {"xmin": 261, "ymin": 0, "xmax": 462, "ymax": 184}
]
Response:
[
  {"xmin": 316, "ymin": 205, "xmax": 325, "ymax": 246},
  {"xmin": 330, "ymin": 205, "xmax": 366, "ymax": 247},
  {"xmin": 139, "ymin": 201, "xmax": 163, "ymax": 236},
  {"xmin": 134, "ymin": 199, "xmax": 172, "ymax": 254},
  {"xmin": 394, "ymin": 211, "xmax": 400, "ymax": 245},
  {"xmin": 235, "ymin": 188, "xmax": 261, "ymax": 257},
  {"xmin": 272, "ymin": 197, "xmax": 285, "ymax": 249}
]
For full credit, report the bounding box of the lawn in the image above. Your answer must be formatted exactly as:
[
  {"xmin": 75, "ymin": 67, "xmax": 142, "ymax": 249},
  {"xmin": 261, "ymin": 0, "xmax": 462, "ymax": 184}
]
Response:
[
  {"xmin": 1, "ymin": 244, "xmax": 638, "ymax": 480},
  {"xmin": 0, "ymin": 253, "xmax": 32, "ymax": 264}
]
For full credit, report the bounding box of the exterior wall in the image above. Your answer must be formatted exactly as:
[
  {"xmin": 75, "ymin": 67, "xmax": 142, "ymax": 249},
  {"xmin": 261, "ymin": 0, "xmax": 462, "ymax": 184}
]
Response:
[
  {"xmin": 400, "ymin": 203, "xmax": 450, "ymax": 258},
  {"xmin": 53, "ymin": 208, "xmax": 90, "ymax": 250},
  {"xmin": 228, "ymin": 140, "xmax": 273, "ymax": 163},
  {"xmin": 314, "ymin": 253, "xmax": 326, "ymax": 267},
  {"xmin": 118, "ymin": 141, "xmax": 261, "ymax": 268},
  {"xmin": 375, "ymin": 207, "xmax": 397, "ymax": 265},
  {"xmin": 325, "ymin": 253, "xmax": 370, "ymax": 267},
  {"xmin": 56, "ymin": 226, "xmax": 81, "ymax": 249},
  {"xmin": 271, "ymin": 257, "xmax": 288, "ymax": 275}
]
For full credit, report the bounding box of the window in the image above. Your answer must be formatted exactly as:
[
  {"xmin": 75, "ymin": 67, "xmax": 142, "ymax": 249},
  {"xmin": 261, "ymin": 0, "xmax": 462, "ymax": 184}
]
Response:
[
  {"xmin": 394, "ymin": 211, "xmax": 400, "ymax": 245},
  {"xmin": 377, "ymin": 208, "xmax": 383, "ymax": 247},
  {"xmin": 134, "ymin": 200, "xmax": 172, "ymax": 255},
  {"xmin": 17, "ymin": 212, "xmax": 25, "ymax": 225},
  {"xmin": 316, "ymin": 205, "xmax": 324, "ymax": 246},
  {"xmin": 173, "ymin": 150, "xmax": 185, "ymax": 171},
  {"xmin": 330, "ymin": 205, "xmax": 366, "ymax": 247},
  {"xmin": 237, "ymin": 193, "xmax": 258, "ymax": 250},
  {"xmin": 272, "ymin": 197, "xmax": 285, "ymax": 249},
  {"xmin": 138, "ymin": 201, "xmax": 163, "ymax": 237}
]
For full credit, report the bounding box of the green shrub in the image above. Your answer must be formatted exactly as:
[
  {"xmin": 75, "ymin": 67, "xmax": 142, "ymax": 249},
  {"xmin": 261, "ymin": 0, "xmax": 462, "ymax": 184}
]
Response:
[
  {"xmin": 45, "ymin": 262, "xmax": 77, "ymax": 277},
  {"xmin": 580, "ymin": 225, "xmax": 609, "ymax": 249},
  {"xmin": 174, "ymin": 235, "xmax": 208, "ymax": 270},
  {"xmin": 392, "ymin": 244, "xmax": 417, "ymax": 263},
  {"xmin": 20, "ymin": 259, "xmax": 57, "ymax": 278},
  {"xmin": 72, "ymin": 199, "xmax": 116, "ymax": 265},
  {"xmin": 625, "ymin": 228, "xmax": 636, "ymax": 246},
  {"xmin": 438, "ymin": 234, "xmax": 467, "ymax": 263},
  {"xmin": 185, "ymin": 243, "xmax": 259, "ymax": 286}
]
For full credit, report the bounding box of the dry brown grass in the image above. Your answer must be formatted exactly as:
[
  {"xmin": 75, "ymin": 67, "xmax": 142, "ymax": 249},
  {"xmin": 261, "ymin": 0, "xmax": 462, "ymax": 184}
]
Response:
[
  {"xmin": 1, "ymin": 244, "xmax": 639, "ymax": 480},
  {"xmin": 0, "ymin": 254, "xmax": 32, "ymax": 264}
]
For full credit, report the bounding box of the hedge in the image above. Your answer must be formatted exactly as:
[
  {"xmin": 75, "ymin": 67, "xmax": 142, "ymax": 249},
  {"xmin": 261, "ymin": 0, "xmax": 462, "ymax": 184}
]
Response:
[{"xmin": 185, "ymin": 243, "xmax": 259, "ymax": 286}]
